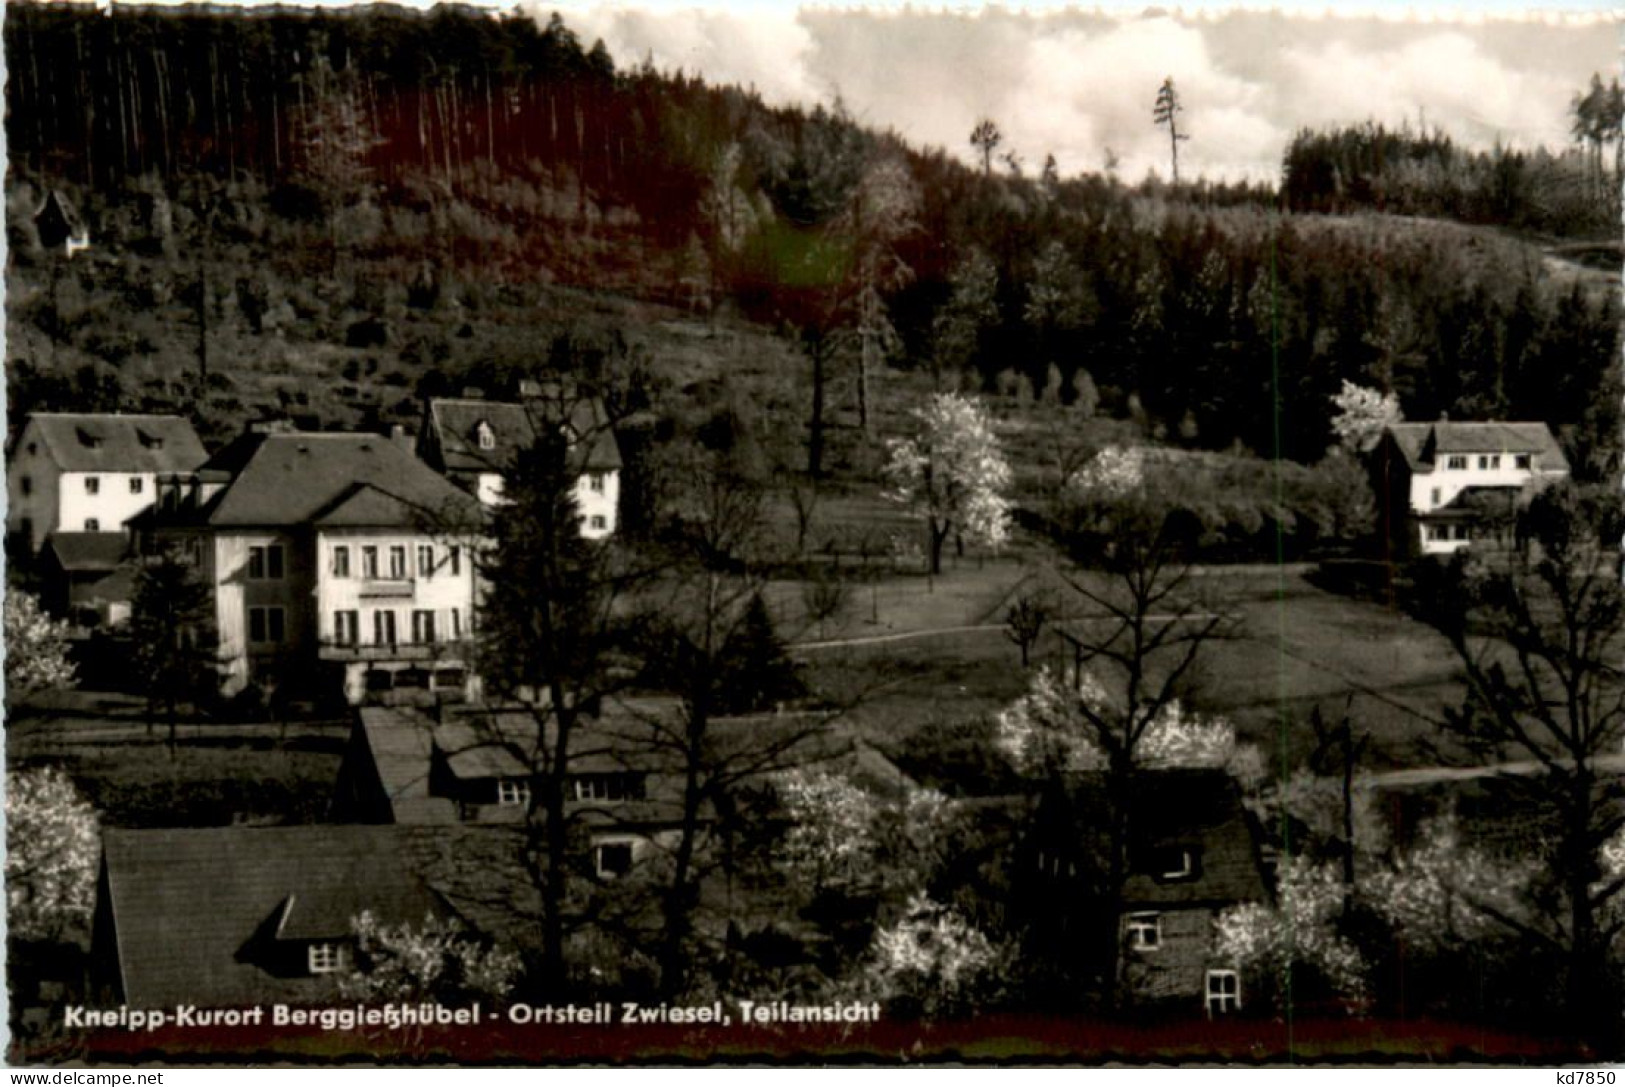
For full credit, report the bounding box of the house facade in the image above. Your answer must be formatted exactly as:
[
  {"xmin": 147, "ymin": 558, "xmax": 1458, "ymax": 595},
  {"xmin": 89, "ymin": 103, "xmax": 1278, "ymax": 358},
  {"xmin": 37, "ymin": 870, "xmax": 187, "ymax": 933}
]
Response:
[
  {"xmin": 134, "ymin": 430, "xmax": 484, "ymax": 705},
  {"xmin": 1020, "ymin": 769, "xmax": 1267, "ymax": 1017},
  {"xmin": 417, "ymin": 388, "xmax": 622, "ymax": 539},
  {"xmin": 7, "ymin": 413, "xmax": 207, "ymax": 555},
  {"xmin": 1369, "ymin": 421, "xmax": 1569, "ymax": 556}
]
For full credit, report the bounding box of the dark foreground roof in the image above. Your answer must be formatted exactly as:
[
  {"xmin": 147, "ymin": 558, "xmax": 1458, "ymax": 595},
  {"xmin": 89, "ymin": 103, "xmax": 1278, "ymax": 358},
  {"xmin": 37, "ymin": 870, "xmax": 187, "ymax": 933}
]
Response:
[
  {"xmin": 99, "ymin": 824, "xmax": 535, "ymax": 1007},
  {"xmin": 43, "ymin": 532, "xmax": 129, "ymax": 572}
]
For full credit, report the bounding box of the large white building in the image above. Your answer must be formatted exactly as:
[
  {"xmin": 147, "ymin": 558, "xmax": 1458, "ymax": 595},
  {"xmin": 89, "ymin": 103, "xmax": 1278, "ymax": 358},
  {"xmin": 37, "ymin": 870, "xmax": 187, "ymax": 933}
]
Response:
[
  {"xmin": 1371, "ymin": 421, "xmax": 1570, "ymax": 555},
  {"xmin": 7, "ymin": 413, "xmax": 207, "ymax": 554},
  {"xmin": 134, "ymin": 429, "xmax": 485, "ymax": 705},
  {"xmin": 416, "ymin": 388, "xmax": 622, "ymax": 539}
]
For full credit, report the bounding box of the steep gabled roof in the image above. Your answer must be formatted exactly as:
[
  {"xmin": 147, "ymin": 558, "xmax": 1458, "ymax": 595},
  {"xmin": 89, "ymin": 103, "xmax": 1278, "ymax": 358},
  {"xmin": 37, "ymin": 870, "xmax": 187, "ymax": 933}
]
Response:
[
  {"xmin": 22, "ymin": 413, "xmax": 207, "ymax": 474},
  {"xmin": 1382, "ymin": 422, "xmax": 1569, "ymax": 475},
  {"xmin": 425, "ymin": 397, "xmax": 622, "ymax": 475},
  {"xmin": 183, "ymin": 433, "xmax": 480, "ymax": 528}
]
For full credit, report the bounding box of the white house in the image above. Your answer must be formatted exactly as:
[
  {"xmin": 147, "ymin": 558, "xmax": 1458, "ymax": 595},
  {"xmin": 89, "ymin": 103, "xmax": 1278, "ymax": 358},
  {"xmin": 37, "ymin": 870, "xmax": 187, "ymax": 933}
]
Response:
[
  {"xmin": 134, "ymin": 429, "xmax": 485, "ymax": 705},
  {"xmin": 416, "ymin": 388, "xmax": 622, "ymax": 539},
  {"xmin": 1370, "ymin": 421, "xmax": 1570, "ymax": 555},
  {"xmin": 7, "ymin": 413, "xmax": 208, "ymax": 554}
]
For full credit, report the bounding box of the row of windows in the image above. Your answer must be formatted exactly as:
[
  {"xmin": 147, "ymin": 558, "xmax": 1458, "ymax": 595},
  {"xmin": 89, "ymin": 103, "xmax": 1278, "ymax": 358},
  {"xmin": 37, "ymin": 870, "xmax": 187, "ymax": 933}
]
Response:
[
  {"xmin": 572, "ymin": 774, "xmax": 647, "ymax": 802},
  {"xmin": 1425, "ymin": 524, "xmax": 1472, "ymax": 542},
  {"xmin": 331, "ymin": 608, "xmax": 463, "ymax": 646},
  {"xmin": 332, "ymin": 544, "xmax": 460, "ymax": 580},
  {"xmin": 249, "ymin": 607, "xmax": 463, "ymax": 645},
  {"xmin": 18, "ymin": 475, "xmax": 146, "ymax": 498},
  {"xmin": 1442, "ymin": 453, "xmax": 1532, "ymax": 471}
]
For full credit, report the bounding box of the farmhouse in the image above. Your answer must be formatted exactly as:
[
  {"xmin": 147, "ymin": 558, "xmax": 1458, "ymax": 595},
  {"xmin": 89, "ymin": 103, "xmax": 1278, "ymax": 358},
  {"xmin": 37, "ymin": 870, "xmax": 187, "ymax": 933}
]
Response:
[
  {"xmin": 131, "ymin": 427, "xmax": 484, "ymax": 705},
  {"xmin": 1018, "ymin": 769, "xmax": 1267, "ymax": 1017},
  {"xmin": 1369, "ymin": 420, "xmax": 1569, "ymax": 556},
  {"xmin": 90, "ymin": 824, "xmax": 534, "ymax": 1008},
  {"xmin": 417, "ymin": 384, "xmax": 622, "ymax": 538},
  {"xmin": 6, "ymin": 412, "xmax": 207, "ymax": 555}
]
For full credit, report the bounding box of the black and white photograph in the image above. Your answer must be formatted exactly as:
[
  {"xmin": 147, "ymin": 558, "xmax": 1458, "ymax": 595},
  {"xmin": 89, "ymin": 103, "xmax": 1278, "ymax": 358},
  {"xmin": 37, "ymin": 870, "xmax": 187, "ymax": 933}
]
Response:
[{"xmin": 2, "ymin": 0, "xmax": 1622, "ymax": 1067}]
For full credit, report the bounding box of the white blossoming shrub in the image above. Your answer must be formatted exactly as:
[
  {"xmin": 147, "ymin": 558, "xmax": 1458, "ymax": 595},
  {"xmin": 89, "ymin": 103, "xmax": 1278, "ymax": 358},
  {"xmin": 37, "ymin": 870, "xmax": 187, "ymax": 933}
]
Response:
[
  {"xmin": 857, "ymin": 893, "xmax": 1010, "ymax": 1018},
  {"xmin": 5, "ymin": 590, "xmax": 78, "ymax": 703},
  {"xmin": 1364, "ymin": 817, "xmax": 1539, "ymax": 954},
  {"xmin": 773, "ymin": 768, "xmax": 882, "ymax": 892},
  {"xmin": 882, "ymin": 392, "xmax": 1013, "ymax": 567},
  {"xmin": 6, "ymin": 767, "xmax": 99, "ymax": 943},
  {"xmin": 1215, "ymin": 856, "xmax": 1370, "ymax": 1014},
  {"xmin": 1065, "ymin": 445, "xmax": 1146, "ymax": 501},
  {"xmin": 341, "ymin": 911, "xmax": 521, "ymax": 1003},
  {"xmin": 1329, "ymin": 381, "xmax": 1401, "ymax": 454},
  {"xmin": 994, "ymin": 668, "xmax": 1247, "ymax": 780}
]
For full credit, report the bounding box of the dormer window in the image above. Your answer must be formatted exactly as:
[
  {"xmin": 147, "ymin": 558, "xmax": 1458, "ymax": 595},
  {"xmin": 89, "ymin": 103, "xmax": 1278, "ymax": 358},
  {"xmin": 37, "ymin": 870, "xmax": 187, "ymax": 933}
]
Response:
[
  {"xmin": 137, "ymin": 430, "xmax": 164, "ymax": 450},
  {"xmin": 76, "ymin": 427, "xmax": 102, "ymax": 449},
  {"xmin": 1161, "ymin": 849, "xmax": 1194, "ymax": 881},
  {"xmin": 475, "ymin": 421, "xmax": 496, "ymax": 452},
  {"xmin": 1147, "ymin": 846, "xmax": 1200, "ymax": 883},
  {"xmin": 308, "ymin": 942, "xmax": 347, "ymax": 975}
]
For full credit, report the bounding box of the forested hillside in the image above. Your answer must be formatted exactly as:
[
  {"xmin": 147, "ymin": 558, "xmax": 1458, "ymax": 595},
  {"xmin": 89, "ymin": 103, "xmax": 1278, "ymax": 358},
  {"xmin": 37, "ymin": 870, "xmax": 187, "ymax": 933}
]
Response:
[{"xmin": 6, "ymin": 2, "xmax": 1619, "ymax": 477}]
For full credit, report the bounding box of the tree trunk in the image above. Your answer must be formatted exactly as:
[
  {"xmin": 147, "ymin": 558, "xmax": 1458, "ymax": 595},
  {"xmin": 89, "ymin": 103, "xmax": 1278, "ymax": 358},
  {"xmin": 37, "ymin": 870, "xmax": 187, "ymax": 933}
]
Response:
[{"xmin": 929, "ymin": 519, "xmax": 950, "ymax": 577}]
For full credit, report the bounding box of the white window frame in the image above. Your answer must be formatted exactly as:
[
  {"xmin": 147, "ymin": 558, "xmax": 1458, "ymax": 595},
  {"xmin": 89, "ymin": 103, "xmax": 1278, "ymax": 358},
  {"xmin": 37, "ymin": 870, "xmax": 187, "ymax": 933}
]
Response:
[
  {"xmin": 1161, "ymin": 850, "xmax": 1194, "ymax": 881},
  {"xmin": 594, "ymin": 841, "xmax": 635, "ymax": 879},
  {"xmin": 248, "ymin": 544, "xmax": 285, "ymax": 581},
  {"xmin": 497, "ymin": 779, "xmax": 530, "ymax": 807},
  {"xmin": 308, "ymin": 942, "xmax": 346, "ymax": 975},
  {"xmin": 412, "ymin": 609, "xmax": 436, "ymax": 645},
  {"xmin": 361, "ymin": 546, "xmax": 379, "ymax": 579},
  {"xmin": 1446, "ymin": 455, "xmax": 1467, "ymax": 470},
  {"xmin": 333, "ymin": 610, "xmax": 359, "ymax": 646},
  {"xmin": 374, "ymin": 609, "xmax": 397, "ymax": 646},
  {"xmin": 1126, "ymin": 912, "xmax": 1161, "ymax": 951},
  {"xmin": 589, "ymin": 515, "xmax": 608, "ymax": 531},
  {"xmin": 332, "ymin": 546, "xmax": 351, "ymax": 579},
  {"xmin": 388, "ymin": 545, "xmax": 407, "ymax": 580},
  {"xmin": 417, "ymin": 544, "xmax": 435, "ymax": 578},
  {"xmin": 1206, "ymin": 969, "xmax": 1241, "ymax": 1016},
  {"xmin": 477, "ymin": 422, "xmax": 496, "ymax": 451}
]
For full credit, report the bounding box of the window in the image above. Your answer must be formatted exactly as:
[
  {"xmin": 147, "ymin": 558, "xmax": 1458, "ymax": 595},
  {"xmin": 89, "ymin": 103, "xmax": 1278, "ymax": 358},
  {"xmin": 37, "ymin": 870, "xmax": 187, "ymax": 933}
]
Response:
[
  {"xmin": 1160, "ymin": 849, "xmax": 1195, "ymax": 881},
  {"xmin": 330, "ymin": 546, "xmax": 350, "ymax": 578},
  {"xmin": 129, "ymin": 477, "xmax": 144, "ymax": 495},
  {"xmin": 417, "ymin": 544, "xmax": 435, "ymax": 578},
  {"xmin": 84, "ymin": 518, "xmax": 100, "ymax": 532},
  {"xmin": 308, "ymin": 943, "xmax": 346, "ymax": 975},
  {"xmin": 361, "ymin": 546, "xmax": 379, "ymax": 579},
  {"xmin": 572, "ymin": 774, "xmax": 646, "ymax": 802},
  {"xmin": 595, "ymin": 842, "xmax": 634, "ymax": 879},
  {"xmin": 333, "ymin": 610, "xmax": 359, "ymax": 646},
  {"xmin": 1478, "ymin": 454, "xmax": 1500, "ymax": 470},
  {"xmin": 19, "ymin": 476, "xmax": 32, "ymax": 496},
  {"xmin": 1515, "ymin": 453, "xmax": 1532, "ymax": 470},
  {"xmin": 448, "ymin": 547, "xmax": 461, "ymax": 577},
  {"xmin": 249, "ymin": 607, "xmax": 285, "ymax": 644},
  {"xmin": 1429, "ymin": 488, "xmax": 1440, "ymax": 506},
  {"xmin": 1453, "ymin": 525, "xmax": 1471, "ymax": 541},
  {"xmin": 1446, "ymin": 455, "xmax": 1467, "ymax": 470},
  {"xmin": 589, "ymin": 515, "xmax": 608, "ymax": 531},
  {"xmin": 1206, "ymin": 970, "xmax": 1241, "ymax": 1016},
  {"xmin": 374, "ymin": 610, "xmax": 397, "ymax": 646},
  {"xmin": 1126, "ymin": 912, "xmax": 1161, "ymax": 951},
  {"xmin": 450, "ymin": 609, "xmax": 462, "ymax": 640},
  {"xmin": 412, "ymin": 610, "xmax": 436, "ymax": 644},
  {"xmin": 1426, "ymin": 525, "xmax": 1448, "ymax": 541},
  {"xmin": 588, "ymin": 472, "xmax": 606, "ymax": 494},
  {"xmin": 432, "ymin": 668, "xmax": 466, "ymax": 691},
  {"xmin": 84, "ymin": 476, "xmax": 100, "ymax": 495},
  {"xmin": 388, "ymin": 545, "xmax": 407, "ymax": 580},
  {"xmin": 476, "ymin": 422, "xmax": 496, "ymax": 451},
  {"xmin": 248, "ymin": 545, "xmax": 284, "ymax": 580},
  {"xmin": 497, "ymin": 779, "xmax": 530, "ymax": 807}
]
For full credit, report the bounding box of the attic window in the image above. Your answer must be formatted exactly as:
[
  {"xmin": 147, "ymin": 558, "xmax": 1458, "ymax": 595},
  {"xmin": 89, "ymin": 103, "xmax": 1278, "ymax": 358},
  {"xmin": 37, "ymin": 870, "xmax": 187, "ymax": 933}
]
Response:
[
  {"xmin": 476, "ymin": 421, "xmax": 496, "ymax": 452},
  {"xmin": 1162, "ymin": 849, "xmax": 1194, "ymax": 881},
  {"xmin": 76, "ymin": 428, "xmax": 102, "ymax": 449},
  {"xmin": 308, "ymin": 942, "xmax": 347, "ymax": 975},
  {"xmin": 137, "ymin": 430, "xmax": 164, "ymax": 450},
  {"xmin": 1148, "ymin": 846, "xmax": 1200, "ymax": 883}
]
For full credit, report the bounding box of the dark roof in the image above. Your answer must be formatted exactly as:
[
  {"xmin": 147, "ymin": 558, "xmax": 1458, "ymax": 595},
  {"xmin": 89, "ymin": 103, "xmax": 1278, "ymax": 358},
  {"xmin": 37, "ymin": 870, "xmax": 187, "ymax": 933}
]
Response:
[
  {"xmin": 1430, "ymin": 484, "xmax": 1525, "ymax": 516},
  {"xmin": 22, "ymin": 414, "xmax": 206, "ymax": 474},
  {"xmin": 176, "ymin": 432, "xmax": 481, "ymax": 528},
  {"xmin": 425, "ymin": 397, "xmax": 622, "ymax": 475},
  {"xmin": 100, "ymin": 825, "xmax": 449, "ymax": 1007},
  {"xmin": 42, "ymin": 532, "xmax": 129, "ymax": 572},
  {"xmin": 1038, "ymin": 769, "xmax": 1266, "ymax": 909},
  {"xmin": 1383, "ymin": 422, "xmax": 1569, "ymax": 475}
]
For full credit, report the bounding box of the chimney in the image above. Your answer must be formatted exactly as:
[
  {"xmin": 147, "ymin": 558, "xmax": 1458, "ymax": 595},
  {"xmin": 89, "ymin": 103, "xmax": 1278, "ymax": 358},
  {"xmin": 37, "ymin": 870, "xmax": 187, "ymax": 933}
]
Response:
[{"xmin": 248, "ymin": 417, "xmax": 297, "ymax": 435}]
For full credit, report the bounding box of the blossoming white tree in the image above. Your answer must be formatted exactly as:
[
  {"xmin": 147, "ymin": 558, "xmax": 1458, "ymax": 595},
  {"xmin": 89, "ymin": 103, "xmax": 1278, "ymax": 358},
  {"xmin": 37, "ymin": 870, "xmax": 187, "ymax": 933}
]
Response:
[
  {"xmin": 6, "ymin": 767, "xmax": 98, "ymax": 943},
  {"xmin": 1215, "ymin": 856, "xmax": 1371, "ymax": 1014},
  {"xmin": 882, "ymin": 392, "xmax": 1012, "ymax": 575},
  {"xmin": 340, "ymin": 911, "xmax": 522, "ymax": 1003},
  {"xmin": 4, "ymin": 590, "xmax": 77, "ymax": 705},
  {"xmin": 1329, "ymin": 380, "xmax": 1401, "ymax": 454},
  {"xmin": 855, "ymin": 892, "xmax": 1012, "ymax": 1019}
]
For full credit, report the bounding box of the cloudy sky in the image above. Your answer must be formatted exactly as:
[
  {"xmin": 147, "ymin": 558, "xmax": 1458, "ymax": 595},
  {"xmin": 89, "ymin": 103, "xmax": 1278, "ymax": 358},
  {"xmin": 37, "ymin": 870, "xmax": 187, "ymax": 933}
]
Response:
[{"xmin": 539, "ymin": 3, "xmax": 1618, "ymax": 182}]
